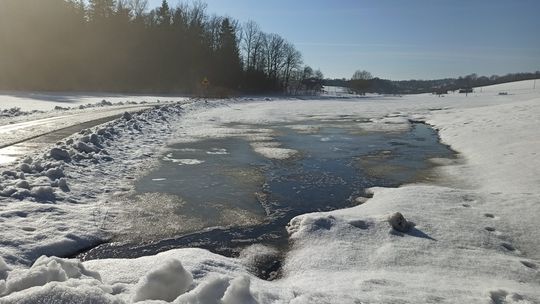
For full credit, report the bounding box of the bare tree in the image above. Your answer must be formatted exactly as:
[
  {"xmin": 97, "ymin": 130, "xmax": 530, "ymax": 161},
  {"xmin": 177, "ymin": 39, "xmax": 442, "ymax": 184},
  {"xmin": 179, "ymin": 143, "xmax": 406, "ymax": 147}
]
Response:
[
  {"xmin": 206, "ymin": 14, "xmax": 223, "ymax": 50},
  {"xmin": 350, "ymin": 70, "xmax": 373, "ymax": 94},
  {"xmin": 265, "ymin": 33, "xmax": 286, "ymax": 82},
  {"xmin": 352, "ymin": 70, "xmax": 372, "ymax": 80},
  {"xmin": 303, "ymin": 66, "xmax": 314, "ymax": 79},
  {"xmin": 251, "ymin": 31, "xmax": 266, "ymax": 72},
  {"xmin": 314, "ymin": 69, "xmax": 324, "ymax": 79},
  {"xmin": 282, "ymin": 42, "xmax": 302, "ymax": 89},
  {"xmin": 129, "ymin": 0, "xmax": 148, "ymax": 17},
  {"xmin": 242, "ymin": 20, "xmax": 260, "ymax": 70}
]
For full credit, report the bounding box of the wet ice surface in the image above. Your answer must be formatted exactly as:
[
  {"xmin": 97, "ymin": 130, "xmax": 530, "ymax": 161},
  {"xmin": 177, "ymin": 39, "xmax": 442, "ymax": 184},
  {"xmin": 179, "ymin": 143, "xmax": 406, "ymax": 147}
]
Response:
[{"xmin": 80, "ymin": 119, "xmax": 455, "ymax": 265}]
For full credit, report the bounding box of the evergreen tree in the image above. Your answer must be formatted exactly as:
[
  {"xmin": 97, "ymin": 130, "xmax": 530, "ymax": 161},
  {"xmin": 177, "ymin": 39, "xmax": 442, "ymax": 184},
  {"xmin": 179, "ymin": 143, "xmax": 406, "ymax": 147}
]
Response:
[
  {"xmin": 216, "ymin": 18, "xmax": 242, "ymax": 89},
  {"xmin": 156, "ymin": 0, "xmax": 171, "ymax": 27},
  {"xmin": 88, "ymin": 0, "xmax": 116, "ymax": 21}
]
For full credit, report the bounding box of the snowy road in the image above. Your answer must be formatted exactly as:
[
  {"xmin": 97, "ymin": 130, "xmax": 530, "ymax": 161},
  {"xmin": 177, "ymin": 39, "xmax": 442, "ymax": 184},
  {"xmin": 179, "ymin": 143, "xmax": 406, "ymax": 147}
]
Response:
[
  {"xmin": 0, "ymin": 104, "xmax": 157, "ymax": 147},
  {"xmin": 0, "ymin": 103, "xmax": 181, "ymax": 164}
]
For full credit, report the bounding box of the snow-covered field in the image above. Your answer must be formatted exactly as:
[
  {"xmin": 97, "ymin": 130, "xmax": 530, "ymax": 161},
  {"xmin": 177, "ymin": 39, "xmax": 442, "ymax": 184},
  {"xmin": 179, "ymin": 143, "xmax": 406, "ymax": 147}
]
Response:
[
  {"xmin": 0, "ymin": 91, "xmax": 186, "ymax": 112},
  {"xmin": 1, "ymin": 80, "xmax": 539, "ymax": 303}
]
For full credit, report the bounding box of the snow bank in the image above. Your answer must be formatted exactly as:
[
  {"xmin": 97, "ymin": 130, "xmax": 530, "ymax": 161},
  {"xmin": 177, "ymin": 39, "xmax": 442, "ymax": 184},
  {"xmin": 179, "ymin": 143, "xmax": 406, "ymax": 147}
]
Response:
[
  {"xmin": 0, "ymin": 91, "xmax": 186, "ymax": 112},
  {"xmin": 0, "ymin": 100, "xmax": 204, "ymax": 266},
  {"xmin": 0, "ymin": 249, "xmax": 262, "ymax": 303},
  {"xmin": 3, "ymin": 256, "xmax": 100, "ymax": 295}
]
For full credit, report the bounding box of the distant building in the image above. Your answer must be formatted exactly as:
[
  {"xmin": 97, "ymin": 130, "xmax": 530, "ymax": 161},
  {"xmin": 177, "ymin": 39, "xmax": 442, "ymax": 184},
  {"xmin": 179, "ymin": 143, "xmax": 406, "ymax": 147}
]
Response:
[
  {"xmin": 433, "ymin": 89, "xmax": 448, "ymax": 95},
  {"xmin": 459, "ymin": 88, "xmax": 473, "ymax": 94}
]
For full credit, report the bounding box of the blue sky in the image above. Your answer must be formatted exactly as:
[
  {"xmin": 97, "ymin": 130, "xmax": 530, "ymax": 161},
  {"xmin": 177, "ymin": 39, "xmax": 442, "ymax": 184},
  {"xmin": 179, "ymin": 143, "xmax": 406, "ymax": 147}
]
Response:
[{"xmin": 148, "ymin": 0, "xmax": 540, "ymax": 80}]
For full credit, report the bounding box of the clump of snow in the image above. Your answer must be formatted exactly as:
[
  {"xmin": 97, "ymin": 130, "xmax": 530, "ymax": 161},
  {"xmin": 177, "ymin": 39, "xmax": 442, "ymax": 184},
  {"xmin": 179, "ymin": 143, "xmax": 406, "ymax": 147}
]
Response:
[
  {"xmin": 132, "ymin": 259, "xmax": 193, "ymax": 302},
  {"xmin": 30, "ymin": 186, "xmax": 56, "ymax": 202},
  {"xmin": 55, "ymin": 178, "xmax": 70, "ymax": 192},
  {"xmin": 100, "ymin": 100, "xmax": 113, "ymax": 106},
  {"xmin": 1, "ymin": 186, "xmax": 17, "ymax": 197},
  {"xmin": 206, "ymin": 148, "xmax": 229, "ymax": 155},
  {"xmin": 252, "ymin": 147, "xmax": 298, "ymax": 160},
  {"xmin": 221, "ymin": 276, "xmax": 259, "ymax": 304},
  {"xmin": 10, "ymin": 189, "xmax": 32, "ymax": 200},
  {"xmin": 248, "ymin": 141, "xmax": 298, "ymax": 160},
  {"xmin": 49, "ymin": 147, "xmax": 71, "ymax": 162},
  {"xmin": 45, "ymin": 167, "xmax": 65, "ymax": 180},
  {"xmin": 175, "ymin": 275, "xmax": 230, "ymax": 303},
  {"xmin": 0, "ymin": 282, "xmax": 119, "ymax": 304},
  {"xmin": 0, "ymin": 256, "xmax": 11, "ymax": 280},
  {"xmin": 18, "ymin": 163, "xmax": 32, "ymax": 173},
  {"xmin": 2, "ymin": 256, "xmax": 101, "ymax": 296},
  {"xmin": 0, "ymin": 107, "xmax": 43, "ymax": 118},
  {"xmin": 15, "ymin": 180, "xmax": 30, "ymax": 189},
  {"xmin": 75, "ymin": 141, "xmax": 98, "ymax": 154},
  {"xmin": 285, "ymin": 124, "xmax": 320, "ymax": 134},
  {"xmin": 1, "ymin": 170, "xmax": 18, "ymax": 178},
  {"xmin": 122, "ymin": 112, "xmax": 133, "ymax": 121},
  {"xmin": 172, "ymin": 159, "xmax": 205, "ymax": 165}
]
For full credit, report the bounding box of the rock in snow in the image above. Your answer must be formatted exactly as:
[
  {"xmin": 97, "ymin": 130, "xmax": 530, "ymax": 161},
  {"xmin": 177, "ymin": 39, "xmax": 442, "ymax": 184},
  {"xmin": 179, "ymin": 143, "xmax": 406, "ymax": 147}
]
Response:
[{"xmin": 388, "ymin": 212, "xmax": 411, "ymax": 232}]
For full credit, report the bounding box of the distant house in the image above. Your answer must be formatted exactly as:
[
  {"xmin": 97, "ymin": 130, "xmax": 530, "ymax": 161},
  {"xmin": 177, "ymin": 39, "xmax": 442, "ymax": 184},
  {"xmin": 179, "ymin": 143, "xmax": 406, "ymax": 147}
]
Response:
[
  {"xmin": 433, "ymin": 89, "xmax": 448, "ymax": 95},
  {"xmin": 459, "ymin": 88, "xmax": 473, "ymax": 94}
]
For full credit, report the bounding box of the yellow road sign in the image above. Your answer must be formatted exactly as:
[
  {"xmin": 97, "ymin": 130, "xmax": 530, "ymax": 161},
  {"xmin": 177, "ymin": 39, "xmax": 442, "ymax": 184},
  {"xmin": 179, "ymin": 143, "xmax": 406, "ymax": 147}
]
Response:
[{"xmin": 201, "ymin": 77, "xmax": 210, "ymax": 87}]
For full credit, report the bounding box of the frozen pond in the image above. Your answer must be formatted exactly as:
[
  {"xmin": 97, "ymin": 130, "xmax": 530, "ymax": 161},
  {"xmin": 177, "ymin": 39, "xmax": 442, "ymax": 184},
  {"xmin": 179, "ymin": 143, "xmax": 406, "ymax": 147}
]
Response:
[{"xmin": 80, "ymin": 118, "xmax": 456, "ymax": 269}]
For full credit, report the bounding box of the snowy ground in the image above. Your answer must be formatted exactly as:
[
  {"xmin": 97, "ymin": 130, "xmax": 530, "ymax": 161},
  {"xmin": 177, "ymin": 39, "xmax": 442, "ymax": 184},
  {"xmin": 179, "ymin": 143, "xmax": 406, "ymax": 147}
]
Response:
[
  {"xmin": 0, "ymin": 80, "xmax": 539, "ymax": 303},
  {"xmin": 0, "ymin": 91, "xmax": 187, "ymax": 112}
]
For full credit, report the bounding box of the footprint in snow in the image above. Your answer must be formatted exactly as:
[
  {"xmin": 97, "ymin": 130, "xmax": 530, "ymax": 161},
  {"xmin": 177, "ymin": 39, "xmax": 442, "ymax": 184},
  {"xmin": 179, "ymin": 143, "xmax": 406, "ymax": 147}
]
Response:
[
  {"xmin": 484, "ymin": 213, "xmax": 496, "ymax": 218},
  {"xmin": 489, "ymin": 289, "xmax": 530, "ymax": 304},
  {"xmin": 484, "ymin": 226, "xmax": 503, "ymax": 236},
  {"xmin": 520, "ymin": 261, "xmax": 537, "ymax": 270},
  {"xmin": 500, "ymin": 242, "xmax": 516, "ymax": 252}
]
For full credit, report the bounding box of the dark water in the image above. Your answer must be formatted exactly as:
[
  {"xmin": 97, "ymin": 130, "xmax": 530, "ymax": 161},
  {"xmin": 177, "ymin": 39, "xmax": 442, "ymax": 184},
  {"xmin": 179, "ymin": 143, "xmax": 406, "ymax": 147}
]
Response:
[{"xmin": 79, "ymin": 121, "xmax": 455, "ymax": 264}]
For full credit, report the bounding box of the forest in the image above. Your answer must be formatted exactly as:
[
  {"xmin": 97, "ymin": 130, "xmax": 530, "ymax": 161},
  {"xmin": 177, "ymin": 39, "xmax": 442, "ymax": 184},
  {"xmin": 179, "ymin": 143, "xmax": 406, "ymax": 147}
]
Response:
[{"xmin": 0, "ymin": 0, "xmax": 319, "ymax": 94}]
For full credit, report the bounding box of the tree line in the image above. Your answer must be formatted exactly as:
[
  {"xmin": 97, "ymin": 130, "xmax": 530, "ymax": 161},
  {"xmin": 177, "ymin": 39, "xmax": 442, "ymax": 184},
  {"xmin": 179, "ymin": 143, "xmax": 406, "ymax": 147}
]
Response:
[
  {"xmin": 0, "ymin": 0, "xmax": 320, "ymax": 95},
  {"xmin": 325, "ymin": 70, "xmax": 540, "ymax": 95}
]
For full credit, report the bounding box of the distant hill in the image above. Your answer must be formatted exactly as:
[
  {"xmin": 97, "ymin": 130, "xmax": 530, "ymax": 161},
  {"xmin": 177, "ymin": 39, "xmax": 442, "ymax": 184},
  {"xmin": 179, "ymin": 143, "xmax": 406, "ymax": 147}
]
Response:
[{"xmin": 324, "ymin": 71, "xmax": 540, "ymax": 95}]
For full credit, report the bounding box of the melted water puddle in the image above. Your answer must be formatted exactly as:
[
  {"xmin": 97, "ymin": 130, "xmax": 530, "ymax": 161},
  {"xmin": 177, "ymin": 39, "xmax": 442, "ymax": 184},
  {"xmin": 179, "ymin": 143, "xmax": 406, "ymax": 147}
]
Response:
[{"xmin": 80, "ymin": 119, "xmax": 455, "ymax": 262}]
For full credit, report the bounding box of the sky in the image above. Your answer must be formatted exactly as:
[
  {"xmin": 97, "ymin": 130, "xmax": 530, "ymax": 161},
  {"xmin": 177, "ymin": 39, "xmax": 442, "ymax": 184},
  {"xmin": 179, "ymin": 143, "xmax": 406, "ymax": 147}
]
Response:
[{"xmin": 147, "ymin": 0, "xmax": 540, "ymax": 80}]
